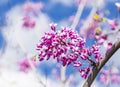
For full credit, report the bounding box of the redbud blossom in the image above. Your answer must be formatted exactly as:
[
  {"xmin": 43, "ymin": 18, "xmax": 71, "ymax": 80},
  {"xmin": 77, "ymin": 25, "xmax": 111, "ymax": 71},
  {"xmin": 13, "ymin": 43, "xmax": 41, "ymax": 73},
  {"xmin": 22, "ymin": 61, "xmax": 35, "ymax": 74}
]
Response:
[
  {"xmin": 23, "ymin": 2, "xmax": 43, "ymax": 14},
  {"xmin": 22, "ymin": 16, "xmax": 36, "ymax": 28},
  {"xmin": 99, "ymin": 67, "xmax": 120, "ymax": 84},
  {"xmin": 36, "ymin": 24, "xmax": 102, "ymax": 78},
  {"xmin": 49, "ymin": 23, "xmax": 57, "ymax": 31},
  {"xmin": 106, "ymin": 42, "xmax": 113, "ymax": 53},
  {"xmin": 18, "ymin": 57, "xmax": 36, "ymax": 73},
  {"xmin": 107, "ymin": 19, "xmax": 118, "ymax": 30}
]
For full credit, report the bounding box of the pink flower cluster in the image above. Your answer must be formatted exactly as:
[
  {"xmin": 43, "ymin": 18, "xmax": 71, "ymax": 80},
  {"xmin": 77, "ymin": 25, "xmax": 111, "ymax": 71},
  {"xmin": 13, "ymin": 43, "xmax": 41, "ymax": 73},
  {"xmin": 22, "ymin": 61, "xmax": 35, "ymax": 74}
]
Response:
[
  {"xmin": 22, "ymin": 15, "xmax": 36, "ymax": 28},
  {"xmin": 18, "ymin": 57, "xmax": 36, "ymax": 73},
  {"xmin": 36, "ymin": 23, "xmax": 102, "ymax": 78},
  {"xmin": 23, "ymin": 2, "xmax": 43, "ymax": 15},
  {"xmin": 99, "ymin": 68, "xmax": 120, "ymax": 84},
  {"xmin": 95, "ymin": 34, "xmax": 113, "ymax": 53}
]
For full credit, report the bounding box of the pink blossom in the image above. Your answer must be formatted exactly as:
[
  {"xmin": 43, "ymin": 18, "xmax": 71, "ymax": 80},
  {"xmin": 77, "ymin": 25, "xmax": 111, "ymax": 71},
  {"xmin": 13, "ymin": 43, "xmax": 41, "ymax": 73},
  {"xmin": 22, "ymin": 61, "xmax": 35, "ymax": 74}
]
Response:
[
  {"xmin": 106, "ymin": 42, "xmax": 113, "ymax": 53},
  {"xmin": 36, "ymin": 24, "xmax": 102, "ymax": 78},
  {"xmin": 17, "ymin": 57, "xmax": 36, "ymax": 73},
  {"xmin": 111, "ymin": 74, "xmax": 120, "ymax": 83},
  {"xmin": 99, "ymin": 67, "xmax": 120, "ymax": 84},
  {"xmin": 22, "ymin": 15, "xmax": 36, "ymax": 28},
  {"xmin": 79, "ymin": 67, "xmax": 90, "ymax": 79},
  {"xmin": 80, "ymin": 20, "xmax": 99, "ymax": 38},
  {"xmin": 107, "ymin": 19, "xmax": 118, "ymax": 30},
  {"xmin": 92, "ymin": 45, "xmax": 100, "ymax": 54},
  {"xmin": 73, "ymin": 61, "xmax": 82, "ymax": 67},
  {"xmin": 97, "ymin": 35, "xmax": 107, "ymax": 44},
  {"xmin": 49, "ymin": 23, "xmax": 57, "ymax": 31},
  {"xmin": 99, "ymin": 71, "xmax": 110, "ymax": 84},
  {"xmin": 23, "ymin": 2, "xmax": 43, "ymax": 14}
]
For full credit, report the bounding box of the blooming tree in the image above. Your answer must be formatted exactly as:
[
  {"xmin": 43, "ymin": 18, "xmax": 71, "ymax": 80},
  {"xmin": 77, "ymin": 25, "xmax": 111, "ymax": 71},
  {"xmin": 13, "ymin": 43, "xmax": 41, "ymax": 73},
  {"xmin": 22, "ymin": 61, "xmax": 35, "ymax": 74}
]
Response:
[
  {"xmin": 0, "ymin": 0, "xmax": 120, "ymax": 87},
  {"xmin": 36, "ymin": 1, "xmax": 120, "ymax": 87}
]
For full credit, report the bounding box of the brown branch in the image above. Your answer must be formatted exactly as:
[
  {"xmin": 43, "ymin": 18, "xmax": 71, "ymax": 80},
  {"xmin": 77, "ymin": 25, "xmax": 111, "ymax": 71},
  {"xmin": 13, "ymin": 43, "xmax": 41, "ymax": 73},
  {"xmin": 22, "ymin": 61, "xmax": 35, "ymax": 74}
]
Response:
[
  {"xmin": 86, "ymin": 57, "xmax": 97, "ymax": 67},
  {"xmin": 83, "ymin": 40, "xmax": 120, "ymax": 87}
]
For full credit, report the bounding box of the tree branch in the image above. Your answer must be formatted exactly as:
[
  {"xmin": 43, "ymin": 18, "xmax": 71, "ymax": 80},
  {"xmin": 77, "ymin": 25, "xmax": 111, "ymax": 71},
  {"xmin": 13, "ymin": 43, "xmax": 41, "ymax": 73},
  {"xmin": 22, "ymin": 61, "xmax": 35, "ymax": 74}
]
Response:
[
  {"xmin": 83, "ymin": 40, "xmax": 120, "ymax": 87},
  {"xmin": 71, "ymin": 0, "xmax": 87, "ymax": 30}
]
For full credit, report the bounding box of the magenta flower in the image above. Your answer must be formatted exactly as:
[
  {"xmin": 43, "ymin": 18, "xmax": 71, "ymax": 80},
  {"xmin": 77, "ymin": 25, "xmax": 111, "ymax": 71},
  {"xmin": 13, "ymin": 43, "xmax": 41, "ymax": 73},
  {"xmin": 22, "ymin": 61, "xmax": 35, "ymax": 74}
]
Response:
[
  {"xmin": 107, "ymin": 19, "xmax": 118, "ymax": 30},
  {"xmin": 106, "ymin": 42, "xmax": 113, "ymax": 53},
  {"xmin": 99, "ymin": 70, "xmax": 110, "ymax": 84},
  {"xmin": 36, "ymin": 24, "xmax": 102, "ymax": 78},
  {"xmin": 79, "ymin": 67, "xmax": 90, "ymax": 79},
  {"xmin": 17, "ymin": 57, "xmax": 36, "ymax": 73},
  {"xmin": 99, "ymin": 66, "xmax": 120, "ymax": 85},
  {"xmin": 73, "ymin": 61, "xmax": 82, "ymax": 67},
  {"xmin": 97, "ymin": 35, "xmax": 107, "ymax": 44},
  {"xmin": 49, "ymin": 23, "xmax": 57, "ymax": 31},
  {"xmin": 23, "ymin": 2, "xmax": 43, "ymax": 14},
  {"xmin": 22, "ymin": 15, "xmax": 36, "ymax": 28}
]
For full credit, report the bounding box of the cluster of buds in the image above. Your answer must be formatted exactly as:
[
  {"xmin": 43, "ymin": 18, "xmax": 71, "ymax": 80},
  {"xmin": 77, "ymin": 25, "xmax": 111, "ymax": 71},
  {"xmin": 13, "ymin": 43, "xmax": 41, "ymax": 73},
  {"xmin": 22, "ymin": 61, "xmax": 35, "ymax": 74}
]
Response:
[{"xmin": 36, "ymin": 23, "xmax": 102, "ymax": 78}]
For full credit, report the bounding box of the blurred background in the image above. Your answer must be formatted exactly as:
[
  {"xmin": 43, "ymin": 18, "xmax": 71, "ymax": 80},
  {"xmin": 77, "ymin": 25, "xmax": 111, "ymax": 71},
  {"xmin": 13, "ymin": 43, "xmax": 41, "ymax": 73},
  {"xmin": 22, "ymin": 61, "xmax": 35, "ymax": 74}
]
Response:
[{"xmin": 0, "ymin": 0, "xmax": 120, "ymax": 87}]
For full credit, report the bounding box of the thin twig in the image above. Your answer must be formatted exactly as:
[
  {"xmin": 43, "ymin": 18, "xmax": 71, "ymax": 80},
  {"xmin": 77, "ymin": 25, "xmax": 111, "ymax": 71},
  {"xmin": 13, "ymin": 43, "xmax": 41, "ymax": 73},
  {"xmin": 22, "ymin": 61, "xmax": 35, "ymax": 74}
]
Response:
[{"xmin": 71, "ymin": 0, "xmax": 87, "ymax": 30}]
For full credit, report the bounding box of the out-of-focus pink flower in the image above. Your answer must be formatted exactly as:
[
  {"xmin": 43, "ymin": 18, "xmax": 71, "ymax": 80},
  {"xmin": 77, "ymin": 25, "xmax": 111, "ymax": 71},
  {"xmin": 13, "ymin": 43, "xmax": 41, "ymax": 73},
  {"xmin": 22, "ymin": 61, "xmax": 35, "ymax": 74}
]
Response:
[
  {"xmin": 106, "ymin": 42, "xmax": 113, "ymax": 53},
  {"xmin": 23, "ymin": 2, "xmax": 44, "ymax": 14},
  {"xmin": 22, "ymin": 15, "xmax": 36, "ymax": 28},
  {"xmin": 111, "ymin": 74, "xmax": 120, "ymax": 83},
  {"xmin": 80, "ymin": 20, "xmax": 99, "ymax": 39},
  {"xmin": 97, "ymin": 35, "xmax": 107, "ymax": 44},
  {"xmin": 76, "ymin": 0, "xmax": 81, "ymax": 6},
  {"xmin": 18, "ymin": 57, "xmax": 36, "ymax": 73},
  {"xmin": 99, "ymin": 70, "xmax": 110, "ymax": 84},
  {"xmin": 107, "ymin": 19, "xmax": 118, "ymax": 30},
  {"xmin": 99, "ymin": 67, "xmax": 120, "ymax": 84}
]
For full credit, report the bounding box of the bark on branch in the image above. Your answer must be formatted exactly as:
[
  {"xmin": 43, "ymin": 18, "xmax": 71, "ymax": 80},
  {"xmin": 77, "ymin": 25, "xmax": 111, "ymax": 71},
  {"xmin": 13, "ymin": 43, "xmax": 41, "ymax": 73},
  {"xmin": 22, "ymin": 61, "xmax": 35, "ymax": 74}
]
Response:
[{"xmin": 83, "ymin": 40, "xmax": 120, "ymax": 87}]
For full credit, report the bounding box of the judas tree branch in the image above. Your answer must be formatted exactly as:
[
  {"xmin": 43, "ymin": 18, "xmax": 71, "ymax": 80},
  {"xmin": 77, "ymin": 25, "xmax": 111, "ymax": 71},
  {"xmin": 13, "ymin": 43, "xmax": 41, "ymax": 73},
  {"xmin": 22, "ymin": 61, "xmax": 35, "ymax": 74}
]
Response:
[{"xmin": 83, "ymin": 40, "xmax": 120, "ymax": 87}]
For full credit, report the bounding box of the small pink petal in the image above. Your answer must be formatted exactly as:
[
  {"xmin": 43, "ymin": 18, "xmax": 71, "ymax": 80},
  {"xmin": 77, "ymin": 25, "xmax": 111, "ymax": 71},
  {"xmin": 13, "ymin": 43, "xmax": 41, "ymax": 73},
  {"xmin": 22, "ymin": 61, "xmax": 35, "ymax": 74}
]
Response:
[
  {"xmin": 49, "ymin": 23, "xmax": 57, "ymax": 31},
  {"xmin": 73, "ymin": 61, "xmax": 82, "ymax": 67}
]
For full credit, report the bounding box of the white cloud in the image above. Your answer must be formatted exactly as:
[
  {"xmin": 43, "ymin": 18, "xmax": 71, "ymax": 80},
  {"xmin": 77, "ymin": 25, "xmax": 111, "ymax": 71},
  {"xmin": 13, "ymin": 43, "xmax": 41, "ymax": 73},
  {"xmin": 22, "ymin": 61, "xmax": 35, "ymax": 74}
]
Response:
[
  {"xmin": 0, "ymin": 3, "xmax": 57, "ymax": 74},
  {"xmin": 2, "ymin": 5, "xmax": 51, "ymax": 55},
  {"xmin": 0, "ymin": 68, "xmax": 63, "ymax": 87}
]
